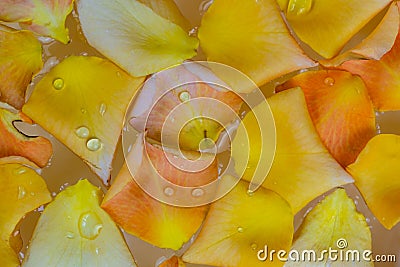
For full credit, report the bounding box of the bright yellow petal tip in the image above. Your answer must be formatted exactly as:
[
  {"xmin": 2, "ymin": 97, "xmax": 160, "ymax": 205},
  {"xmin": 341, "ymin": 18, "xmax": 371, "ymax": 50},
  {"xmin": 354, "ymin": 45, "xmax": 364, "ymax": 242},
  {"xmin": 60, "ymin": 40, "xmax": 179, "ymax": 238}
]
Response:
[
  {"xmin": 22, "ymin": 56, "xmax": 144, "ymax": 183},
  {"xmin": 347, "ymin": 134, "xmax": 400, "ymax": 230}
]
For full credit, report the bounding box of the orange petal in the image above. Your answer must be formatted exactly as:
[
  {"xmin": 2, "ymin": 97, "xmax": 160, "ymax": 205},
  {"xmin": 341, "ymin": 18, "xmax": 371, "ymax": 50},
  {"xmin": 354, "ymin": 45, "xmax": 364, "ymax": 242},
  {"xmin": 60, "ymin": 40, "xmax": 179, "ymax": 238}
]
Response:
[
  {"xmin": 197, "ymin": 0, "xmax": 316, "ymax": 89},
  {"xmin": 102, "ymin": 134, "xmax": 217, "ymax": 249},
  {"xmin": 129, "ymin": 63, "xmax": 242, "ymax": 151},
  {"xmin": 0, "ymin": 108, "xmax": 52, "ymax": 168},
  {"xmin": 183, "ymin": 178, "xmax": 293, "ymax": 267},
  {"xmin": 281, "ymin": 0, "xmax": 391, "ymax": 58},
  {"xmin": 159, "ymin": 256, "xmax": 186, "ymax": 267},
  {"xmin": 232, "ymin": 88, "xmax": 353, "ymax": 213},
  {"xmin": 340, "ymin": 11, "xmax": 400, "ymax": 111},
  {"xmin": 0, "ymin": 27, "xmax": 43, "ymax": 109},
  {"xmin": 0, "ymin": 162, "xmax": 51, "ymax": 265},
  {"xmin": 77, "ymin": 0, "xmax": 198, "ymax": 76},
  {"xmin": 276, "ymin": 70, "xmax": 376, "ymax": 166},
  {"xmin": 0, "ymin": 0, "xmax": 74, "ymax": 44},
  {"xmin": 347, "ymin": 134, "xmax": 400, "ymax": 229},
  {"xmin": 286, "ymin": 189, "xmax": 371, "ymax": 266},
  {"xmin": 321, "ymin": 2, "xmax": 400, "ymax": 67},
  {"xmin": 22, "ymin": 56, "xmax": 144, "ymax": 183}
]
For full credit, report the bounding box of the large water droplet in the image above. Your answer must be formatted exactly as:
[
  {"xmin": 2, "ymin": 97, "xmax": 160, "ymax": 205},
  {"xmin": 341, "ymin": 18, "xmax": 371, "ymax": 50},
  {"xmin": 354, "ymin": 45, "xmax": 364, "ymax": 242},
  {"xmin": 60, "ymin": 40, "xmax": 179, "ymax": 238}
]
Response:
[
  {"xmin": 18, "ymin": 186, "xmax": 26, "ymax": 199},
  {"xmin": 324, "ymin": 77, "xmax": 335, "ymax": 86},
  {"xmin": 78, "ymin": 211, "xmax": 103, "ymax": 240},
  {"xmin": 52, "ymin": 78, "xmax": 64, "ymax": 90},
  {"xmin": 192, "ymin": 188, "xmax": 204, "ymax": 198},
  {"xmin": 179, "ymin": 91, "xmax": 191, "ymax": 102},
  {"xmin": 86, "ymin": 138, "xmax": 102, "ymax": 151},
  {"xmin": 288, "ymin": 0, "xmax": 313, "ymax": 16},
  {"xmin": 75, "ymin": 126, "xmax": 90, "ymax": 139},
  {"xmin": 164, "ymin": 187, "xmax": 174, "ymax": 197},
  {"xmin": 247, "ymin": 190, "xmax": 254, "ymax": 196},
  {"xmin": 99, "ymin": 103, "xmax": 107, "ymax": 116}
]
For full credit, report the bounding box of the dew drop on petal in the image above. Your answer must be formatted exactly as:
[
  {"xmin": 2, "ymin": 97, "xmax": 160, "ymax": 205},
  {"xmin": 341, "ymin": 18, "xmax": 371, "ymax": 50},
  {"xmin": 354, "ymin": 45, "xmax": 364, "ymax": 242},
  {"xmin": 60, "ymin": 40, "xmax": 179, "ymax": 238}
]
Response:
[
  {"xmin": 52, "ymin": 78, "xmax": 64, "ymax": 90},
  {"xmin": 251, "ymin": 243, "xmax": 258, "ymax": 250},
  {"xmin": 164, "ymin": 187, "xmax": 174, "ymax": 197},
  {"xmin": 247, "ymin": 190, "xmax": 254, "ymax": 196},
  {"xmin": 99, "ymin": 103, "xmax": 107, "ymax": 116},
  {"xmin": 75, "ymin": 126, "xmax": 90, "ymax": 139},
  {"xmin": 18, "ymin": 186, "xmax": 26, "ymax": 199},
  {"xmin": 192, "ymin": 188, "xmax": 204, "ymax": 197},
  {"xmin": 78, "ymin": 211, "xmax": 103, "ymax": 240},
  {"xmin": 86, "ymin": 138, "xmax": 102, "ymax": 151},
  {"xmin": 179, "ymin": 91, "xmax": 191, "ymax": 102},
  {"xmin": 65, "ymin": 231, "xmax": 75, "ymax": 239},
  {"xmin": 237, "ymin": 226, "xmax": 244, "ymax": 233},
  {"xmin": 324, "ymin": 77, "xmax": 335, "ymax": 86}
]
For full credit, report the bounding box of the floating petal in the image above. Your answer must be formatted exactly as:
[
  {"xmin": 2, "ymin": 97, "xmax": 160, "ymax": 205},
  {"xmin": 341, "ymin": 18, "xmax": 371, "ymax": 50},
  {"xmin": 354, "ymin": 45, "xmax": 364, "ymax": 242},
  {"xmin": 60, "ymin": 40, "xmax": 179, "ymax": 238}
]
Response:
[
  {"xmin": 0, "ymin": 0, "xmax": 74, "ymax": 43},
  {"xmin": 183, "ymin": 178, "xmax": 293, "ymax": 267},
  {"xmin": 286, "ymin": 189, "xmax": 372, "ymax": 267},
  {"xmin": 77, "ymin": 0, "xmax": 198, "ymax": 76},
  {"xmin": 0, "ymin": 108, "xmax": 52, "ymax": 168},
  {"xmin": 197, "ymin": 0, "xmax": 316, "ymax": 89},
  {"xmin": 23, "ymin": 179, "xmax": 136, "ymax": 266},
  {"xmin": 0, "ymin": 27, "xmax": 43, "ymax": 109},
  {"xmin": 276, "ymin": 70, "xmax": 376, "ymax": 166},
  {"xmin": 232, "ymin": 88, "xmax": 353, "ymax": 213},
  {"xmin": 347, "ymin": 134, "xmax": 400, "ymax": 229},
  {"xmin": 23, "ymin": 56, "xmax": 144, "ymax": 183},
  {"xmin": 281, "ymin": 0, "xmax": 391, "ymax": 58}
]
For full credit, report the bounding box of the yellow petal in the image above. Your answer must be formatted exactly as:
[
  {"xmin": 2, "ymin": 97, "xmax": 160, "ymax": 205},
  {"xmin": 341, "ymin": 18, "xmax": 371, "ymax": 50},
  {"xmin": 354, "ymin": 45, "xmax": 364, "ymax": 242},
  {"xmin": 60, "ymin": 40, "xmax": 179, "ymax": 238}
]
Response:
[
  {"xmin": 0, "ymin": 0, "xmax": 74, "ymax": 44},
  {"xmin": 0, "ymin": 108, "xmax": 53, "ymax": 168},
  {"xmin": 198, "ymin": 0, "xmax": 316, "ymax": 89},
  {"xmin": 23, "ymin": 179, "xmax": 136, "ymax": 266},
  {"xmin": 159, "ymin": 256, "xmax": 186, "ymax": 267},
  {"xmin": 0, "ymin": 27, "xmax": 43, "ymax": 109},
  {"xmin": 347, "ymin": 134, "xmax": 400, "ymax": 229},
  {"xmin": 183, "ymin": 178, "xmax": 293, "ymax": 267},
  {"xmin": 77, "ymin": 0, "xmax": 198, "ymax": 76},
  {"xmin": 286, "ymin": 189, "xmax": 372, "ymax": 267},
  {"xmin": 232, "ymin": 88, "xmax": 353, "ymax": 213},
  {"xmin": 0, "ymin": 162, "xmax": 51, "ymax": 266},
  {"xmin": 22, "ymin": 56, "xmax": 144, "ymax": 183},
  {"xmin": 284, "ymin": 0, "xmax": 391, "ymax": 58}
]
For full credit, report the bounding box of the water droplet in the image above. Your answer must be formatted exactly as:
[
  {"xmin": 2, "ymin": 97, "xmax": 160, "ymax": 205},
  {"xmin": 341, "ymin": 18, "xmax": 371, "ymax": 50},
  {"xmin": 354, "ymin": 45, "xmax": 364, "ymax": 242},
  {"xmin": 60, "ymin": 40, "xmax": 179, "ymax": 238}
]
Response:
[
  {"xmin": 324, "ymin": 77, "xmax": 335, "ymax": 86},
  {"xmin": 251, "ymin": 243, "xmax": 258, "ymax": 250},
  {"xmin": 99, "ymin": 103, "xmax": 107, "ymax": 116},
  {"xmin": 52, "ymin": 78, "xmax": 64, "ymax": 90},
  {"xmin": 14, "ymin": 167, "xmax": 27, "ymax": 175},
  {"xmin": 164, "ymin": 187, "xmax": 174, "ymax": 197},
  {"xmin": 116, "ymin": 71, "xmax": 122, "ymax": 77},
  {"xmin": 247, "ymin": 190, "xmax": 254, "ymax": 196},
  {"xmin": 86, "ymin": 138, "xmax": 102, "ymax": 151},
  {"xmin": 95, "ymin": 247, "xmax": 100, "ymax": 255},
  {"xmin": 237, "ymin": 226, "xmax": 244, "ymax": 233},
  {"xmin": 179, "ymin": 91, "xmax": 191, "ymax": 102},
  {"xmin": 78, "ymin": 211, "xmax": 103, "ymax": 240},
  {"xmin": 366, "ymin": 218, "xmax": 371, "ymax": 223},
  {"xmin": 18, "ymin": 186, "xmax": 26, "ymax": 199},
  {"xmin": 189, "ymin": 27, "xmax": 198, "ymax": 37},
  {"xmin": 192, "ymin": 188, "xmax": 204, "ymax": 197},
  {"xmin": 288, "ymin": 0, "xmax": 313, "ymax": 15},
  {"xmin": 65, "ymin": 231, "xmax": 75, "ymax": 239},
  {"xmin": 81, "ymin": 108, "xmax": 87, "ymax": 114},
  {"xmin": 75, "ymin": 126, "xmax": 90, "ymax": 139}
]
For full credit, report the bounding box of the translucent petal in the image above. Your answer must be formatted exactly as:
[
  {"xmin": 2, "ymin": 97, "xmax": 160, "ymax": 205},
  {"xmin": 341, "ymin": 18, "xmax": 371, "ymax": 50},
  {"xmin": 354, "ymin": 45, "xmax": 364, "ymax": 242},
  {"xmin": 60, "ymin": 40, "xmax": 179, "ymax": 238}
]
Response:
[
  {"xmin": 183, "ymin": 178, "xmax": 293, "ymax": 267},
  {"xmin": 286, "ymin": 189, "xmax": 372, "ymax": 267},
  {"xmin": 22, "ymin": 56, "xmax": 144, "ymax": 183},
  {"xmin": 197, "ymin": 0, "xmax": 316, "ymax": 88},
  {"xmin": 22, "ymin": 179, "xmax": 136, "ymax": 266},
  {"xmin": 77, "ymin": 0, "xmax": 198, "ymax": 76},
  {"xmin": 276, "ymin": 70, "xmax": 376, "ymax": 166},
  {"xmin": 0, "ymin": 27, "xmax": 43, "ymax": 109},
  {"xmin": 347, "ymin": 134, "xmax": 400, "ymax": 229}
]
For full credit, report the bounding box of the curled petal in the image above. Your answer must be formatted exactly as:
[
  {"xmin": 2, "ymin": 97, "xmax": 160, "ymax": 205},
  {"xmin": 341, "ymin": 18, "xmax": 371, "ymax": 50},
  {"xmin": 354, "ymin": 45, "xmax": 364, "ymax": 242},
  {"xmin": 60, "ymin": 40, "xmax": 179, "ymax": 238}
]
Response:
[
  {"xmin": 22, "ymin": 56, "xmax": 144, "ymax": 183},
  {"xmin": 276, "ymin": 70, "xmax": 376, "ymax": 166},
  {"xmin": 77, "ymin": 0, "xmax": 198, "ymax": 76},
  {"xmin": 183, "ymin": 178, "xmax": 293, "ymax": 267},
  {"xmin": 23, "ymin": 180, "xmax": 136, "ymax": 266},
  {"xmin": 281, "ymin": 0, "xmax": 391, "ymax": 58},
  {"xmin": 198, "ymin": 0, "xmax": 316, "ymax": 89},
  {"xmin": 347, "ymin": 134, "xmax": 400, "ymax": 229},
  {"xmin": 0, "ymin": 108, "xmax": 52, "ymax": 168},
  {"xmin": 0, "ymin": 0, "xmax": 74, "ymax": 44},
  {"xmin": 286, "ymin": 189, "xmax": 372, "ymax": 267},
  {"xmin": 232, "ymin": 88, "xmax": 353, "ymax": 213},
  {"xmin": 0, "ymin": 27, "xmax": 43, "ymax": 109}
]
